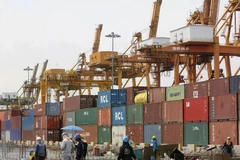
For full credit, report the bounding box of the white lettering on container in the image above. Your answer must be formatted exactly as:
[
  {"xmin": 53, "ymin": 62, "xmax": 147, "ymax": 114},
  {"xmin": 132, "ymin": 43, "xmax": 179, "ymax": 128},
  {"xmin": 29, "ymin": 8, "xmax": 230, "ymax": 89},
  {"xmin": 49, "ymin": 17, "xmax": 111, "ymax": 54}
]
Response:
[
  {"xmin": 115, "ymin": 112, "xmax": 123, "ymax": 120},
  {"xmin": 100, "ymin": 95, "xmax": 108, "ymax": 103}
]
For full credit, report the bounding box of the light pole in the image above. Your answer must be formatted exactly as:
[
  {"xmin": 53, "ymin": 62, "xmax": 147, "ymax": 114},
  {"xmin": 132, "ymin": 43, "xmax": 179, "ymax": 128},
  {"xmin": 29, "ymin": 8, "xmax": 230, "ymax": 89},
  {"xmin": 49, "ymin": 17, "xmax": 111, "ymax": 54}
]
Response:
[
  {"xmin": 105, "ymin": 32, "xmax": 121, "ymax": 89},
  {"xmin": 24, "ymin": 66, "xmax": 33, "ymax": 108}
]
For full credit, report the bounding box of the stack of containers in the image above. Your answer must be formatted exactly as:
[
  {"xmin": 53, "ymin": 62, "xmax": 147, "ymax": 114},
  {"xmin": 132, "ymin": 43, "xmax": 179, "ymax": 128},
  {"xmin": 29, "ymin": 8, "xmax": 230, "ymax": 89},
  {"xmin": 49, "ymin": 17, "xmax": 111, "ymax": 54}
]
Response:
[
  {"xmin": 184, "ymin": 81, "xmax": 209, "ymax": 146},
  {"xmin": 34, "ymin": 103, "xmax": 61, "ymax": 142},
  {"xmin": 0, "ymin": 111, "xmax": 5, "ymax": 140},
  {"xmin": 208, "ymin": 77, "xmax": 238, "ymax": 145},
  {"xmin": 162, "ymin": 85, "xmax": 184, "ymax": 145},
  {"xmin": 22, "ymin": 109, "xmax": 34, "ymax": 141},
  {"xmin": 143, "ymin": 87, "xmax": 165, "ymax": 144}
]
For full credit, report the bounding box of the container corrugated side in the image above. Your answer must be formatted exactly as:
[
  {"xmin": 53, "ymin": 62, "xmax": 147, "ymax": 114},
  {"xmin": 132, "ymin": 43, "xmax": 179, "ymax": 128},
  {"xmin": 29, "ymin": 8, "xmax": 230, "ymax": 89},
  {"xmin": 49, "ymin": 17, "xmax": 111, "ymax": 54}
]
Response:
[
  {"xmin": 46, "ymin": 102, "xmax": 61, "ymax": 115},
  {"xmin": 184, "ymin": 122, "xmax": 208, "ymax": 146},
  {"xmin": 34, "ymin": 104, "xmax": 46, "ymax": 116},
  {"xmin": 208, "ymin": 77, "xmax": 230, "ymax": 96},
  {"xmin": 5, "ymin": 120, "xmax": 10, "ymax": 130},
  {"xmin": 112, "ymin": 106, "xmax": 126, "ymax": 125},
  {"xmin": 166, "ymin": 85, "xmax": 185, "ymax": 101},
  {"xmin": 126, "ymin": 125, "xmax": 143, "ymax": 145},
  {"xmin": 149, "ymin": 87, "xmax": 166, "ymax": 103},
  {"xmin": 185, "ymin": 81, "xmax": 208, "ymax": 99},
  {"xmin": 127, "ymin": 104, "xmax": 143, "ymax": 124},
  {"xmin": 1, "ymin": 131, "xmax": 10, "ymax": 141},
  {"xmin": 162, "ymin": 123, "xmax": 183, "ymax": 145},
  {"xmin": 34, "ymin": 129, "xmax": 61, "ymax": 142},
  {"xmin": 98, "ymin": 126, "xmax": 112, "ymax": 144},
  {"xmin": 230, "ymin": 75, "xmax": 240, "ymax": 93},
  {"xmin": 10, "ymin": 116, "xmax": 21, "ymax": 129},
  {"xmin": 75, "ymin": 108, "xmax": 97, "ymax": 125},
  {"xmin": 144, "ymin": 124, "xmax": 161, "ymax": 145},
  {"xmin": 97, "ymin": 89, "xmax": 119, "ymax": 108},
  {"xmin": 10, "ymin": 129, "xmax": 21, "ymax": 141},
  {"xmin": 1, "ymin": 120, "xmax": 5, "ymax": 131},
  {"xmin": 34, "ymin": 115, "xmax": 61, "ymax": 129},
  {"xmin": 0, "ymin": 112, "xmax": 5, "ymax": 121},
  {"xmin": 76, "ymin": 125, "xmax": 98, "ymax": 143},
  {"xmin": 162, "ymin": 100, "xmax": 183, "ymax": 123},
  {"xmin": 209, "ymin": 94, "xmax": 237, "ymax": 120},
  {"xmin": 98, "ymin": 108, "xmax": 111, "ymax": 126},
  {"xmin": 118, "ymin": 89, "xmax": 127, "ymax": 106},
  {"xmin": 22, "ymin": 130, "xmax": 34, "ymax": 141},
  {"xmin": 22, "ymin": 116, "xmax": 34, "ymax": 130},
  {"xmin": 112, "ymin": 126, "xmax": 126, "ymax": 145},
  {"xmin": 65, "ymin": 111, "xmax": 76, "ymax": 126},
  {"xmin": 63, "ymin": 96, "xmax": 80, "ymax": 112},
  {"xmin": 144, "ymin": 102, "xmax": 162, "ymax": 124}
]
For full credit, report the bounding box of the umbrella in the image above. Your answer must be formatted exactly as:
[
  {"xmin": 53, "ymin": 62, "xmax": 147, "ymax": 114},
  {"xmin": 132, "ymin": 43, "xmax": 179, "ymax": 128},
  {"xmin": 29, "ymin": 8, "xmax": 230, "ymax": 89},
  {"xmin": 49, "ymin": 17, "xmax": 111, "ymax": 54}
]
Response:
[{"xmin": 61, "ymin": 125, "xmax": 84, "ymax": 137}]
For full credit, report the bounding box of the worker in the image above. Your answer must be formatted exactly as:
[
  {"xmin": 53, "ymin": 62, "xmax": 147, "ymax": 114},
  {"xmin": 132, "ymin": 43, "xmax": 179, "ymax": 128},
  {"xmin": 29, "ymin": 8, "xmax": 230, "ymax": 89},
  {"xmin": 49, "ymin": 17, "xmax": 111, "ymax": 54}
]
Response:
[
  {"xmin": 29, "ymin": 149, "xmax": 35, "ymax": 160},
  {"xmin": 152, "ymin": 136, "xmax": 158, "ymax": 159},
  {"xmin": 35, "ymin": 136, "xmax": 47, "ymax": 160},
  {"xmin": 61, "ymin": 132, "xmax": 75, "ymax": 160},
  {"xmin": 80, "ymin": 134, "xmax": 88, "ymax": 159},
  {"xmin": 75, "ymin": 133, "xmax": 84, "ymax": 160},
  {"xmin": 118, "ymin": 136, "xmax": 137, "ymax": 160},
  {"xmin": 222, "ymin": 136, "xmax": 234, "ymax": 157}
]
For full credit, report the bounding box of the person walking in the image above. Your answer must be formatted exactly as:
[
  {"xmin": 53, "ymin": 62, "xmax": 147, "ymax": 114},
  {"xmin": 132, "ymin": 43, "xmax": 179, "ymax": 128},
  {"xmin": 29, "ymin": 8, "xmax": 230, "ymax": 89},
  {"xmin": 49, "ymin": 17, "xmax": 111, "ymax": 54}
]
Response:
[
  {"xmin": 61, "ymin": 132, "xmax": 76, "ymax": 160},
  {"xmin": 35, "ymin": 136, "xmax": 47, "ymax": 160},
  {"xmin": 75, "ymin": 133, "xmax": 84, "ymax": 160},
  {"xmin": 152, "ymin": 136, "xmax": 158, "ymax": 160},
  {"xmin": 80, "ymin": 134, "xmax": 88, "ymax": 159},
  {"xmin": 222, "ymin": 136, "xmax": 234, "ymax": 157},
  {"xmin": 118, "ymin": 136, "xmax": 137, "ymax": 160}
]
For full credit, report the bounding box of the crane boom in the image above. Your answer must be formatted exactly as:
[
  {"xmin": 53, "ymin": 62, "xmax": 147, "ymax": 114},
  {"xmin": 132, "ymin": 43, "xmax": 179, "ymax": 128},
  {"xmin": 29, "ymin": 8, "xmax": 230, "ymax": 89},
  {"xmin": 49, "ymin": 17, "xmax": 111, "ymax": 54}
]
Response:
[
  {"xmin": 92, "ymin": 24, "xmax": 103, "ymax": 54},
  {"xmin": 149, "ymin": 0, "xmax": 162, "ymax": 38}
]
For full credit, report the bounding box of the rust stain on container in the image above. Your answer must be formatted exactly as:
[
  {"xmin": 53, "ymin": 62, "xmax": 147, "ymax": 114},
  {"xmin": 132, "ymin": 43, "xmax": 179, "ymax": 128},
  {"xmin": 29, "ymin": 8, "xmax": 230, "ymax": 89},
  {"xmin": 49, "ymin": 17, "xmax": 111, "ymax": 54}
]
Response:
[
  {"xmin": 34, "ymin": 115, "xmax": 61, "ymax": 129},
  {"xmin": 149, "ymin": 87, "xmax": 166, "ymax": 103},
  {"xmin": 34, "ymin": 104, "xmax": 46, "ymax": 116},
  {"xmin": 185, "ymin": 81, "xmax": 208, "ymax": 99},
  {"xmin": 144, "ymin": 102, "xmax": 162, "ymax": 124},
  {"xmin": 162, "ymin": 100, "xmax": 183, "ymax": 123},
  {"xmin": 162, "ymin": 123, "xmax": 183, "ymax": 145},
  {"xmin": 208, "ymin": 78, "xmax": 230, "ymax": 96},
  {"xmin": 209, "ymin": 121, "xmax": 237, "ymax": 145},
  {"xmin": 126, "ymin": 87, "xmax": 147, "ymax": 105},
  {"xmin": 98, "ymin": 108, "xmax": 111, "ymax": 126},
  {"xmin": 22, "ymin": 130, "xmax": 34, "ymax": 141},
  {"xmin": 76, "ymin": 125, "xmax": 98, "ymax": 143},
  {"xmin": 11, "ymin": 116, "xmax": 22, "ymax": 129},
  {"xmin": 1, "ymin": 120, "xmax": 5, "ymax": 131},
  {"xmin": 209, "ymin": 94, "xmax": 237, "ymax": 120},
  {"xmin": 126, "ymin": 125, "xmax": 143, "ymax": 144}
]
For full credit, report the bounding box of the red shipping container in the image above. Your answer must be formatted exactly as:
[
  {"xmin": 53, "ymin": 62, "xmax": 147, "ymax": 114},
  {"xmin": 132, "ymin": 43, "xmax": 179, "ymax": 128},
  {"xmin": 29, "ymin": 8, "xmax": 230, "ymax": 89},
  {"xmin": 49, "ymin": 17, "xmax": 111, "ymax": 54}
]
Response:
[
  {"xmin": 34, "ymin": 104, "xmax": 46, "ymax": 116},
  {"xmin": 76, "ymin": 125, "xmax": 98, "ymax": 143},
  {"xmin": 0, "ymin": 112, "xmax": 5, "ymax": 121},
  {"xmin": 184, "ymin": 97, "xmax": 208, "ymax": 122},
  {"xmin": 209, "ymin": 94, "xmax": 237, "ymax": 120},
  {"xmin": 149, "ymin": 88, "xmax": 166, "ymax": 103},
  {"xmin": 4, "ymin": 110, "xmax": 21, "ymax": 120},
  {"xmin": 11, "ymin": 116, "xmax": 22, "ymax": 129},
  {"xmin": 34, "ymin": 129, "xmax": 61, "ymax": 142},
  {"xmin": 63, "ymin": 96, "xmax": 80, "ymax": 112},
  {"xmin": 209, "ymin": 121, "xmax": 237, "ymax": 145},
  {"xmin": 208, "ymin": 78, "xmax": 230, "ymax": 96},
  {"xmin": 22, "ymin": 130, "xmax": 34, "ymax": 141},
  {"xmin": 34, "ymin": 115, "xmax": 60, "ymax": 129},
  {"xmin": 1, "ymin": 120, "xmax": 5, "ymax": 131},
  {"xmin": 185, "ymin": 81, "xmax": 208, "ymax": 99},
  {"xmin": 162, "ymin": 100, "xmax": 183, "ymax": 123},
  {"xmin": 126, "ymin": 87, "xmax": 147, "ymax": 105},
  {"xmin": 23, "ymin": 109, "xmax": 30, "ymax": 116},
  {"xmin": 144, "ymin": 102, "xmax": 162, "ymax": 124},
  {"xmin": 162, "ymin": 123, "xmax": 183, "ymax": 145},
  {"xmin": 126, "ymin": 125, "xmax": 143, "ymax": 144},
  {"xmin": 98, "ymin": 108, "xmax": 111, "ymax": 126}
]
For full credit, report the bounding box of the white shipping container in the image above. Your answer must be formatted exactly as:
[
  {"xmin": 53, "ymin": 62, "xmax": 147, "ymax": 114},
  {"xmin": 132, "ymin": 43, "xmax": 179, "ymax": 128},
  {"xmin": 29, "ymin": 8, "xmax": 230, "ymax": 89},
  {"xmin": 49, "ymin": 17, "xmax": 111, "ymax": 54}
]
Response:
[
  {"xmin": 112, "ymin": 126, "xmax": 126, "ymax": 145},
  {"xmin": 170, "ymin": 25, "xmax": 213, "ymax": 43},
  {"xmin": 1, "ymin": 131, "xmax": 10, "ymax": 141},
  {"xmin": 136, "ymin": 37, "xmax": 170, "ymax": 49}
]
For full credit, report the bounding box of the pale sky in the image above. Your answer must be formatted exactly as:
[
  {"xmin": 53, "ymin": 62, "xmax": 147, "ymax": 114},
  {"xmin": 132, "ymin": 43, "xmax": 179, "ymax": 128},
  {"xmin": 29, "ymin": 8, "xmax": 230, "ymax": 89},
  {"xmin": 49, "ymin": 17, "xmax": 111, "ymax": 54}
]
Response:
[{"xmin": 0, "ymin": 0, "xmax": 238, "ymax": 94}]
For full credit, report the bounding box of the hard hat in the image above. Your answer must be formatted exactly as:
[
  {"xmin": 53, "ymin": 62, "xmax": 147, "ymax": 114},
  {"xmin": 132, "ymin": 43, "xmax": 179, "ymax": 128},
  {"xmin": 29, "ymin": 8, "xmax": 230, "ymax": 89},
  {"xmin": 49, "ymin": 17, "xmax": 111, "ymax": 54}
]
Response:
[
  {"xmin": 227, "ymin": 136, "xmax": 230, "ymax": 139},
  {"xmin": 122, "ymin": 136, "xmax": 130, "ymax": 142},
  {"xmin": 36, "ymin": 136, "xmax": 41, "ymax": 141},
  {"xmin": 80, "ymin": 134, "xmax": 85, "ymax": 139},
  {"xmin": 152, "ymin": 136, "xmax": 156, "ymax": 139},
  {"xmin": 62, "ymin": 132, "xmax": 68, "ymax": 138},
  {"xmin": 28, "ymin": 149, "xmax": 34, "ymax": 154},
  {"xmin": 75, "ymin": 133, "xmax": 81, "ymax": 139}
]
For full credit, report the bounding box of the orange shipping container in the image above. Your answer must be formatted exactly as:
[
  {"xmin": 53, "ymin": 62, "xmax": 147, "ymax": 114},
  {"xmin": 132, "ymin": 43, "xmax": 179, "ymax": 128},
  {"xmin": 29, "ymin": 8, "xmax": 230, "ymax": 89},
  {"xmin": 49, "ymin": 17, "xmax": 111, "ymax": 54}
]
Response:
[
  {"xmin": 126, "ymin": 125, "xmax": 143, "ymax": 145},
  {"xmin": 98, "ymin": 108, "xmax": 111, "ymax": 126},
  {"xmin": 162, "ymin": 123, "xmax": 183, "ymax": 145},
  {"xmin": 34, "ymin": 104, "xmax": 46, "ymax": 116},
  {"xmin": 149, "ymin": 87, "xmax": 166, "ymax": 103},
  {"xmin": 76, "ymin": 125, "xmax": 98, "ymax": 143},
  {"xmin": 1, "ymin": 120, "xmax": 5, "ymax": 131},
  {"xmin": 0, "ymin": 112, "xmax": 5, "ymax": 121},
  {"xmin": 162, "ymin": 100, "xmax": 183, "ymax": 123},
  {"xmin": 11, "ymin": 116, "xmax": 22, "ymax": 129},
  {"xmin": 4, "ymin": 110, "xmax": 21, "ymax": 120},
  {"xmin": 34, "ymin": 115, "xmax": 60, "ymax": 129},
  {"xmin": 22, "ymin": 130, "xmax": 34, "ymax": 141}
]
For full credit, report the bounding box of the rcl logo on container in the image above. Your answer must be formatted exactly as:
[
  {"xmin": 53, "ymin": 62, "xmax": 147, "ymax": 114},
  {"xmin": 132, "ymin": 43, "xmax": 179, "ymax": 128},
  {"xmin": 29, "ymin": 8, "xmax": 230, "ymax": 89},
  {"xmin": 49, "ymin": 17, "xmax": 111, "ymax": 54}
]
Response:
[
  {"xmin": 115, "ymin": 112, "xmax": 124, "ymax": 120},
  {"xmin": 100, "ymin": 95, "xmax": 109, "ymax": 104}
]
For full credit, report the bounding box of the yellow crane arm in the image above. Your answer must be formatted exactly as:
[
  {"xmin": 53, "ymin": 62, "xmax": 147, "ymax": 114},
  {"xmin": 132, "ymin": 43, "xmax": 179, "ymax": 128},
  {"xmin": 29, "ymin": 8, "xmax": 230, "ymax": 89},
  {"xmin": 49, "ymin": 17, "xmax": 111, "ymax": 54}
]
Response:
[
  {"xmin": 92, "ymin": 24, "xmax": 103, "ymax": 54},
  {"xmin": 149, "ymin": 0, "xmax": 162, "ymax": 38}
]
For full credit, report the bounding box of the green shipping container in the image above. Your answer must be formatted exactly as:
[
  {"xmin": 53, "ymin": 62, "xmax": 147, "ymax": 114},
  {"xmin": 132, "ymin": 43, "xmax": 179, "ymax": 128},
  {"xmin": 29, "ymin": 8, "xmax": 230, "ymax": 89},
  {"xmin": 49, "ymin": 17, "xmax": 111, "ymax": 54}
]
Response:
[
  {"xmin": 75, "ymin": 108, "xmax": 97, "ymax": 125},
  {"xmin": 98, "ymin": 126, "xmax": 112, "ymax": 144},
  {"xmin": 184, "ymin": 122, "xmax": 208, "ymax": 146},
  {"xmin": 166, "ymin": 85, "xmax": 185, "ymax": 101},
  {"xmin": 127, "ymin": 104, "xmax": 143, "ymax": 124}
]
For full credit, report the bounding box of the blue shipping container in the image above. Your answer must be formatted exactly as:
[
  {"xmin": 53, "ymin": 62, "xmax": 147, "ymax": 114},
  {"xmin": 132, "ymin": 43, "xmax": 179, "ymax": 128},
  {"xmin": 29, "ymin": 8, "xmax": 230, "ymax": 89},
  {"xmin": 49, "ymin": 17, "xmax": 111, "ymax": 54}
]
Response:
[
  {"xmin": 29, "ymin": 109, "xmax": 34, "ymax": 116},
  {"xmin": 230, "ymin": 75, "xmax": 240, "ymax": 93},
  {"xmin": 46, "ymin": 102, "xmax": 61, "ymax": 115},
  {"xmin": 144, "ymin": 124, "xmax": 162, "ymax": 144},
  {"xmin": 112, "ymin": 106, "xmax": 126, "ymax": 125},
  {"xmin": 97, "ymin": 90, "xmax": 119, "ymax": 108},
  {"xmin": 5, "ymin": 120, "xmax": 11, "ymax": 130},
  {"xmin": 10, "ymin": 129, "xmax": 21, "ymax": 141},
  {"xmin": 22, "ymin": 116, "xmax": 34, "ymax": 130},
  {"xmin": 118, "ymin": 89, "xmax": 127, "ymax": 106}
]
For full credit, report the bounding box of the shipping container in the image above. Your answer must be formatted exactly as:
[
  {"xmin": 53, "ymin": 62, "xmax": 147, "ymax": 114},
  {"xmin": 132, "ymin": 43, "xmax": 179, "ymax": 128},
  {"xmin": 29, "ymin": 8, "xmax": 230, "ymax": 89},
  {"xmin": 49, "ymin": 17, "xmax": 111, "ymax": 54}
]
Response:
[
  {"xmin": 185, "ymin": 81, "xmax": 208, "ymax": 99},
  {"xmin": 118, "ymin": 89, "xmax": 127, "ymax": 106},
  {"xmin": 184, "ymin": 122, "xmax": 208, "ymax": 146},
  {"xmin": 11, "ymin": 116, "xmax": 21, "ymax": 129},
  {"xmin": 46, "ymin": 102, "xmax": 61, "ymax": 115},
  {"xmin": 144, "ymin": 124, "xmax": 161, "ymax": 144},
  {"xmin": 209, "ymin": 121, "xmax": 237, "ymax": 145},
  {"xmin": 126, "ymin": 86, "xmax": 147, "ymax": 105},
  {"xmin": 127, "ymin": 104, "xmax": 143, "ymax": 124},
  {"xmin": 75, "ymin": 108, "xmax": 97, "ymax": 125},
  {"xmin": 208, "ymin": 78, "xmax": 230, "ymax": 96},
  {"xmin": 0, "ymin": 112, "xmax": 5, "ymax": 121},
  {"xmin": 34, "ymin": 129, "xmax": 61, "ymax": 142},
  {"xmin": 85, "ymin": 95, "xmax": 98, "ymax": 109},
  {"xmin": 144, "ymin": 102, "xmax": 162, "ymax": 124},
  {"xmin": 162, "ymin": 100, "xmax": 183, "ymax": 123},
  {"xmin": 34, "ymin": 115, "xmax": 61, "ymax": 129},
  {"xmin": 209, "ymin": 94, "xmax": 237, "ymax": 120},
  {"xmin": 238, "ymin": 93, "xmax": 240, "ymax": 117},
  {"xmin": 230, "ymin": 75, "xmax": 240, "ymax": 93},
  {"xmin": 1, "ymin": 120, "xmax": 5, "ymax": 131},
  {"xmin": 22, "ymin": 130, "xmax": 34, "ymax": 141},
  {"xmin": 63, "ymin": 96, "xmax": 80, "ymax": 112},
  {"xmin": 64, "ymin": 111, "xmax": 75, "ymax": 126},
  {"xmin": 149, "ymin": 87, "xmax": 166, "ymax": 103},
  {"xmin": 166, "ymin": 85, "xmax": 184, "ymax": 101},
  {"xmin": 1, "ymin": 130, "xmax": 10, "ymax": 141},
  {"xmin": 4, "ymin": 110, "xmax": 21, "ymax": 120},
  {"xmin": 22, "ymin": 109, "xmax": 30, "ymax": 116},
  {"xmin": 98, "ymin": 108, "xmax": 111, "ymax": 126},
  {"xmin": 126, "ymin": 125, "xmax": 143, "ymax": 145},
  {"xmin": 76, "ymin": 125, "xmax": 98, "ymax": 143},
  {"xmin": 112, "ymin": 106, "xmax": 126, "ymax": 125},
  {"xmin": 162, "ymin": 123, "xmax": 183, "ymax": 145},
  {"xmin": 112, "ymin": 126, "xmax": 126, "ymax": 145},
  {"xmin": 5, "ymin": 120, "xmax": 10, "ymax": 130},
  {"xmin": 22, "ymin": 116, "xmax": 34, "ymax": 130},
  {"xmin": 184, "ymin": 97, "xmax": 208, "ymax": 122},
  {"xmin": 34, "ymin": 104, "xmax": 46, "ymax": 116},
  {"xmin": 98, "ymin": 126, "xmax": 112, "ymax": 144},
  {"xmin": 10, "ymin": 129, "xmax": 21, "ymax": 141}
]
